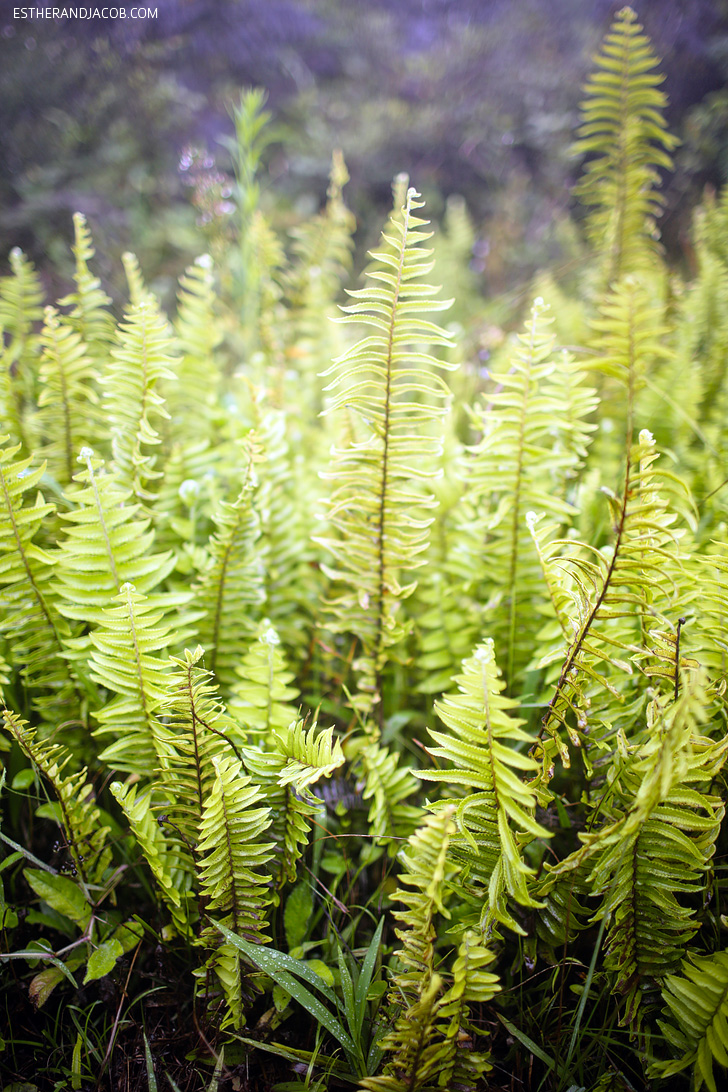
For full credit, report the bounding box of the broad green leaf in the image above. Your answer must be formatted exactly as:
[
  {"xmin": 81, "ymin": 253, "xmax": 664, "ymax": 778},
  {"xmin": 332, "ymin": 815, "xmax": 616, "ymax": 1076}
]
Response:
[
  {"xmin": 24, "ymin": 869, "xmax": 91, "ymax": 930},
  {"xmin": 84, "ymin": 937, "xmax": 124, "ymax": 983}
]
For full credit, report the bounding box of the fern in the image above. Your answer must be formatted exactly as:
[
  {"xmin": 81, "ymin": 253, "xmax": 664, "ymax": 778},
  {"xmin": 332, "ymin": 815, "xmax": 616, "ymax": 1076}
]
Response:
[
  {"xmin": 544, "ymin": 673, "xmax": 727, "ymax": 1026},
  {"xmin": 191, "ymin": 440, "xmax": 264, "ymax": 693},
  {"xmin": 153, "ymin": 646, "xmax": 243, "ymax": 845},
  {"xmin": 461, "ymin": 298, "xmax": 585, "ymax": 687},
  {"xmin": 54, "ymin": 447, "xmax": 179, "ymax": 630},
  {"xmin": 57, "ymin": 212, "xmax": 114, "ymax": 363},
  {"xmin": 419, "ymin": 640, "xmax": 549, "ymax": 935},
  {"xmin": 0, "ymin": 438, "xmax": 85, "ymax": 718},
  {"xmin": 653, "ymin": 950, "xmax": 728, "ymax": 1092},
  {"xmin": 110, "ymin": 778, "xmax": 196, "ymax": 937},
  {"xmin": 36, "ymin": 307, "xmax": 100, "ymax": 487},
  {"xmin": 316, "ymin": 187, "xmax": 455, "ymax": 717},
  {"xmin": 227, "ymin": 619, "xmax": 300, "ymax": 741},
  {"xmin": 89, "ymin": 583, "xmax": 176, "ymax": 775},
  {"xmin": 572, "ymin": 5, "xmax": 678, "ymax": 281},
  {"xmin": 3, "ymin": 707, "xmax": 111, "ymax": 889},
  {"xmin": 103, "ymin": 299, "xmax": 178, "ymax": 505},
  {"xmin": 196, "ymin": 753, "xmax": 274, "ymax": 1028}
]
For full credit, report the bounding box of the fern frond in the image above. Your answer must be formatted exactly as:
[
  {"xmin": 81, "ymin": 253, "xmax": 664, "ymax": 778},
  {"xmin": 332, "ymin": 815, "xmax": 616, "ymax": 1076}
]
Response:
[
  {"xmin": 275, "ymin": 720, "xmax": 344, "ymax": 793},
  {"xmin": 154, "ymin": 646, "xmax": 243, "ymax": 846},
  {"xmin": 110, "ymin": 779, "xmax": 196, "ymax": 936},
  {"xmin": 242, "ymin": 743, "xmax": 319, "ymax": 890},
  {"xmin": 227, "ymin": 620, "xmax": 300, "ymax": 743},
  {"xmin": 196, "ymin": 753, "xmax": 274, "ymax": 941},
  {"xmin": 3, "ymin": 708, "xmax": 111, "ymax": 888},
  {"xmin": 316, "ymin": 187, "xmax": 455, "ymax": 715},
  {"xmin": 0, "ymin": 246, "xmax": 44, "ymax": 378},
  {"xmin": 545, "ymin": 674, "xmax": 727, "ymax": 1026},
  {"xmin": 359, "ymin": 741, "xmax": 422, "ymax": 850},
  {"xmin": 539, "ymin": 429, "xmax": 690, "ymax": 766},
  {"xmin": 419, "ymin": 640, "xmax": 549, "ymax": 934},
  {"xmin": 191, "ymin": 442, "xmax": 264, "ymax": 692},
  {"xmin": 36, "ymin": 307, "xmax": 99, "ymax": 487},
  {"xmin": 103, "ymin": 299, "xmax": 178, "ymax": 504},
  {"xmin": 54, "ymin": 448, "xmax": 178, "ymax": 629},
  {"xmin": 168, "ymin": 254, "xmax": 222, "ymax": 438},
  {"xmin": 58, "ymin": 212, "xmax": 114, "ymax": 362},
  {"xmin": 196, "ymin": 754, "xmax": 275, "ymax": 1026},
  {"xmin": 652, "ymin": 950, "xmax": 728, "ymax": 1092},
  {"xmin": 572, "ymin": 5, "xmax": 678, "ymax": 280},
  {"xmin": 89, "ymin": 583, "xmax": 175, "ymax": 775},
  {"xmin": 0, "ymin": 438, "xmax": 84, "ymax": 715},
  {"xmin": 461, "ymin": 298, "xmax": 584, "ymax": 686}
]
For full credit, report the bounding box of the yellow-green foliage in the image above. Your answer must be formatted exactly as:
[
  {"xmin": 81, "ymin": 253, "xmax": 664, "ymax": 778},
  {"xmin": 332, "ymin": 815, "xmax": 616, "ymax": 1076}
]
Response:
[{"xmin": 2, "ymin": 16, "xmax": 728, "ymax": 1091}]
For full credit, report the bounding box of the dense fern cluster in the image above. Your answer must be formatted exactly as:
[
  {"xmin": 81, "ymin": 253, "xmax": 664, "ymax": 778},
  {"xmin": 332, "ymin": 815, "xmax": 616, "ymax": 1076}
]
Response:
[{"xmin": 2, "ymin": 8, "xmax": 728, "ymax": 1091}]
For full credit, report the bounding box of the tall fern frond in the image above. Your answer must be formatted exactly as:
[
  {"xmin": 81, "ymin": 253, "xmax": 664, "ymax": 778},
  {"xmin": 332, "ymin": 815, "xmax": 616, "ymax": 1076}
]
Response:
[
  {"xmin": 191, "ymin": 441, "xmax": 264, "ymax": 693},
  {"xmin": 361, "ymin": 809, "xmax": 495, "ymax": 1092},
  {"xmin": 0, "ymin": 438, "xmax": 84, "ymax": 716},
  {"xmin": 544, "ymin": 674, "xmax": 727, "ymax": 1027},
  {"xmin": 0, "ymin": 246, "xmax": 43, "ymax": 378},
  {"xmin": 539, "ymin": 429, "xmax": 689, "ymax": 767},
  {"xmin": 154, "ymin": 646, "xmax": 243, "ymax": 846},
  {"xmin": 169, "ymin": 254, "xmax": 222, "ymax": 439},
  {"xmin": 57, "ymin": 212, "xmax": 114, "ymax": 363},
  {"xmin": 196, "ymin": 753, "xmax": 274, "ymax": 1027},
  {"xmin": 103, "ymin": 299, "xmax": 178, "ymax": 504},
  {"xmin": 461, "ymin": 298, "xmax": 584, "ymax": 687},
  {"xmin": 89, "ymin": 583, "xmax": 175, "ymax": 775},
  {"xmin": 419, "ymin": 640, "xmax": 549, "ymax": 935},
  {"xmin": 110, "ymin": 779, "xmax": 196, "ymax": 936},
  {"xmin": 54, "ymin": 447, "xmax": 179, "ymax": 630},
  {"xmin": 316, "ymin": 187, "xmax": 455, "ymax": 717},
  {"xmin": 572, "ymin": 5, "xmax": 678, "ymax": 281},
  {"xmin": 36, "ymin": 307, "xmax": 99, "ymax": 487},
  {"xmin": 3, "ymin": 708, "xmax": 111, "ymax": 888},
  {"xmin": 228, "ymin": 620, "xmax": 299, "ymax": 742}
]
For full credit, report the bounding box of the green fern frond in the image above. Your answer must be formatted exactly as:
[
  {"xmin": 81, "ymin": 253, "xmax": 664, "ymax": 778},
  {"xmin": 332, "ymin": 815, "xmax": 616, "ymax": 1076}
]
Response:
[
  {"xmin": 652, "ymin": 950, "xmax": 728, "ymax": 1092},
  {"xmin": 196, "ymin": 753, "xmax": 274, "ymax": 941},
  {"xmin": 54, "ymin": 447, "xmax": 178, "ymax": 629},
  {"xmin": 241, "ymin": 743, "xmax": 319, "ymax": 890},
  {"xmin": 103, "ymin": 299, "xmax": 178, "ymax": 504},
  {"xmin": 275, "ymin": 720, "xmax": 345, "ymax": 793},
  {"xmin": 0, "ymin": 438, "xmax": 84, "ymax": 715},
  {"xmin": 121, "ymin": 250, "xmax": 150, "ymax": 309},
  {"xmin": 539, "ymin": 429, "xmax": 690, "ymax": 766},
  {"xmin": 3, "ymin": 707, "xmax": 111, "ymax": 888},
  {"xmin": 58, "ymin": 213, "xmax": 114, "ymax": 362},
  {"xmin": 191, "ymin": 442, "xmax": 264, "ymax": 693},
  {"xmin": 89, "ymin": 583, "xmax": 176, "ymax": 775},
  {"xmin": 154, "ymin": 646, "xmax": 243, "ymax": 846},
  {"xmin": 110, "ymin": 779, "xmax": 196, "ymax": 936},
  {"xmin": 228, "ymin": 620, "xmax": 300, "ymax": 742},
  {"xmin": 572, "ymin": 5, "xmax": 678, "ymax": 280},
  {"xmin": 0, "ymin": 246, "xmax": 44, "ymax": 377},
  {"xmin": 461, "ymin": 298, "xmax": 584, "ymax": 686},
  {"xmin": 169, "ymin": 254, "xmax": 222, "ymax": 437},
  {"xmin": 545, "ymin": 674, "xmax": 727, "ymax": 1026},
  {"xmin": 359, "ymin": 741, "xmax": 422, "ymax": 850},
  {"xmin": 419, "ymin": 640, "xmax": 549, "ymax": 934},
  {"xmin": 36, "ymin": 307, "xmax": 100, "ymax": 487},
  {"xmin": 316, "ymin": 187, "xmax": 455, "ymax": 716},
  {"xmin": 196, "ymin": 754, "xmax": 275, "ymax": 1026}
]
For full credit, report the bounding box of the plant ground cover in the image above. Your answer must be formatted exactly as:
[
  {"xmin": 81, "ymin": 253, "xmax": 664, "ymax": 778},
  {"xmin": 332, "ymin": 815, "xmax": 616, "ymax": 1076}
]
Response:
[{"xmin": 2, "ymin": 7, "xmax": 728, "ymax": 1091}]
